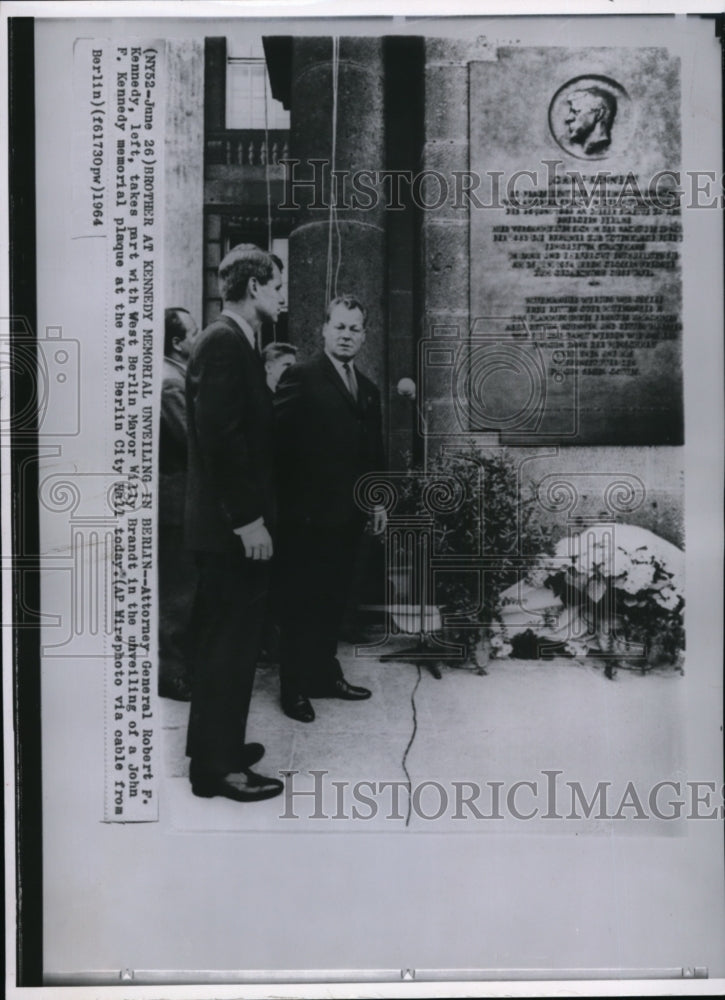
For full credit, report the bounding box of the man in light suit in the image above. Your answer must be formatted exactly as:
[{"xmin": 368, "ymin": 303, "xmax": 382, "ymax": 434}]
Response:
[
  {"xmin": 274, "ymin": 295, "xmax": 386, "ymax": 723},
  {"xmin": 184, "ymin": 245, "xmax": 285, "ymax": 802},
  {"xmin": 159, "ymin": 307, "xmax": 198, "ymax": 701}
]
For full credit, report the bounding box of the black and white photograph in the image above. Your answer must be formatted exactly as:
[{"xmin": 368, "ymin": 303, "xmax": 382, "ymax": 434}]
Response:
[{"xmin": 3, "ymin": 2, "xmax": 725, "ymax": 996}]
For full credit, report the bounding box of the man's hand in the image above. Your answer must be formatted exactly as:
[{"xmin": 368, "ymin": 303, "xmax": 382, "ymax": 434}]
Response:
[
  {"xmin": 234, "ymin": 518, "xmax": 274, "ymax": 561},
  {"xmin": 370, "ymin": 505, "xmax": 387, "ymax": 536}
]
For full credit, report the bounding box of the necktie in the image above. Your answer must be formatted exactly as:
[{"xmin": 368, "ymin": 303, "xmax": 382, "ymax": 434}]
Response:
[{"xmin": 342, "ymin": 362, "xmax": 358, "ymax": 401}]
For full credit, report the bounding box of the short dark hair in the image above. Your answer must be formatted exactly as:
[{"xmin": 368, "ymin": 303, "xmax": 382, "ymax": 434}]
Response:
[
  {"xmin": 262, "ymin": 342, "xmax": 297, "ymax": 364},
  {"xmin": 164, "ymin": 307, "xmax": 191, "ymax": 356},
  {"xmin": 218, "ymin": 244, "xmax": 284, "ymax": 303},
  {"xmin": 325, "ymin": 294, "xmax": 367, "ymax": 325}
]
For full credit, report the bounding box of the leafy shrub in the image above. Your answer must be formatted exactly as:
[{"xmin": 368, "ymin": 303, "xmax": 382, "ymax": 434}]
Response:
[{"xmin": 395, "ymin": 446, "xmax": 553, "ymax": 664}]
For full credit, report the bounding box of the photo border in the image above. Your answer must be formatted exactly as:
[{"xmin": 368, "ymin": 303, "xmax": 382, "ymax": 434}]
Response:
[{"xmin": 3, "ymin": 2, "xmax": 724, "ymax": 998}]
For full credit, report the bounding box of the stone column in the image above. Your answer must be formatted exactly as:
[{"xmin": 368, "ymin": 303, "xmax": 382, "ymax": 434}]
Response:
[
  {"xmin": 420, "ymin": 37, "xmax": 472, "ymax": 441},
  {"xmin": 384, "ymin": 36, "xmax": 424, "ymax": 469},
  {"xmin": 287, "ymin": 38, "xmax": 387, "ymax": 395}
]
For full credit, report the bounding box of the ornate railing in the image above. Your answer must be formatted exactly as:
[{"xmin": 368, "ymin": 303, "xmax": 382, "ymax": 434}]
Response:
[{"xmin": 206, "ymin": 129, "xmax": 290, "ymax": 168}]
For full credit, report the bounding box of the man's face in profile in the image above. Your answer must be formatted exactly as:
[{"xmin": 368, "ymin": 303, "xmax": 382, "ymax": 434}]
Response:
[
  {"xmin": 322, "ymin": 304, "xmax": 366, "ymax": 362},
  {"xmin": 565, "ymin": 92, "xmax": 600, "ymax": 144},
  {"xmin": 174, "ymin": 313, "xmax": 199, "ymax": 360},
  {"xmin": 265, "ymin": 352, "xmax": 295, "ymax": 393},
  {"xmin": 255, "ymin": 265, "xmax": 286, "ymax": 325}
]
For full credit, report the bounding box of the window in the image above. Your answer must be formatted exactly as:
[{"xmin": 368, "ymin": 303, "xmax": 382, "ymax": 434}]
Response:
[{"xmin": 226, "ymin": 58, "xmax": 290, "ymax": 130}]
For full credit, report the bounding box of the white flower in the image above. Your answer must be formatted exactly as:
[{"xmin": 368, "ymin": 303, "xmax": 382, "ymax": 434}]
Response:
[
  {"xmin": 526, "ymin": 564, "xmax": 551, "ymax": 588},
  {"xmin": 553, "ymin": 527, "xmax": 615, "ymax": 574},
  {"xmin": 616, "ymin": 558, "xmax": 656, "ymax": 595},
  {"xmin": 553, "ymin": 523, "xmax": 684, "ymax": 592},
  {"xmin": 653, "ymin": 586, "xmax": 681, "ymax": 611},
  {"xmin": 564, "ymin": 637, "xmax": 590, "ymax": 658}
]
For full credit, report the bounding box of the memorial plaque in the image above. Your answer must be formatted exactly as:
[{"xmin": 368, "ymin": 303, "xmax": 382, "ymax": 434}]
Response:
[{"xmin": 469, "ymin": 48, "xmax": 682, "ymax": 445}]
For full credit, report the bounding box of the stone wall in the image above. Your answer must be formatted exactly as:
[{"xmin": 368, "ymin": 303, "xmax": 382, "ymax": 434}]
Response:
[
  {"xmin": 164, "ymin": 40, "xmax": 204, "ymax": 324},
  {"xmin": 419, "ymin": 37, "xmax": 684, "ymax": 546}
]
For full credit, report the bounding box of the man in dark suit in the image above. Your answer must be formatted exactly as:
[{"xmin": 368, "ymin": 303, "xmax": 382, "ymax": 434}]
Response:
[
  {"xmin": 262, "ymin": 341, "xmax": 297, "ymax": 394},
  {"xmin": 274, "ymin": 295, "xmax": 386, "ymax": 723},
  {"xmin": 258, "ymin": 341, "xmax": 298, "ymax": 668},
  {"xmin": 184, "ymin": 244, "xmax": 285, "ymax": 802},
  {"xmin": 159, "ymin": 307, "xmax": 198, "ymax": 701}
]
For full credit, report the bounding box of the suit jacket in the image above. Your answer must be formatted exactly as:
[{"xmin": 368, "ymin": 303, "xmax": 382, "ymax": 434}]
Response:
[
  {"xmin": 184, "ymin": 314, "xmax": 275, "ymax": 552},
  {"xmin": 274, "ymin": 353, "xmax": 385, "ymax": 528},
  {"xmin": 159, "ymin": 356, "xmax": 188, "ymax": 526}
]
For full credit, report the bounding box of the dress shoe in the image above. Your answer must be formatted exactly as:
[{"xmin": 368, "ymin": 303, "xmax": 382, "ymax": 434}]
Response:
[
  {"xmin": 281, "ymin": 693, "xmax": 315, "ymax": 723},
  {"xmin": 308, "ymin": 678, "xmax": 372, "ymax": 701},
  {"xmin": 191, "ymin": 769, "xmax": 283, "ymax": 802}
]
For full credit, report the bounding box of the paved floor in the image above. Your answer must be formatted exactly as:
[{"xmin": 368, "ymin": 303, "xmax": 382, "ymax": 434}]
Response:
[{"xmin": 160, "ymin": 641, "xmax": 685, "ymax": 836}]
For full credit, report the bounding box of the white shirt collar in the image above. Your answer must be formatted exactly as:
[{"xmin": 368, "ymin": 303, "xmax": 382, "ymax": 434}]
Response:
[
  {"xmin": 325, "ymin": 350, "xmax": 356, "ymax": 381},
  {"xmin": 221, "ymin": 307, "xmax": 256, "ymax": 350},
  {"xmin": 164, "ymin": 354, "xmax": 187, "ymax": 375}
]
